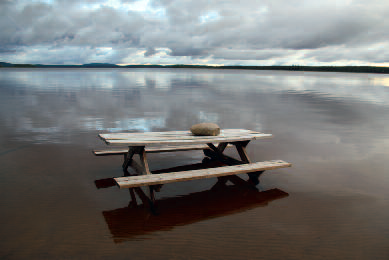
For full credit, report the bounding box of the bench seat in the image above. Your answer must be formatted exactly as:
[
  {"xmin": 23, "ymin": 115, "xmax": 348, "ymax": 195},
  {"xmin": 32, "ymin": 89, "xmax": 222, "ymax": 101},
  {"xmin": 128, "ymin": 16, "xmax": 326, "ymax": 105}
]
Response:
[
  {"xmin": 114, "ymin": 160, "xmax": 291, "ymax": 189},
  {"xmin": 93, "ymin": 144, "xmax": 233, "ymax": 156}
]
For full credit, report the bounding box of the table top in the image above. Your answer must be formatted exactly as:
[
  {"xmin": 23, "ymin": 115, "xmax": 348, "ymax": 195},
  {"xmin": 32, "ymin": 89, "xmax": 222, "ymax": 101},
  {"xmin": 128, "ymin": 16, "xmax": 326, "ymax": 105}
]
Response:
[{"xmin": 99, "ymin": 129, "xmax": 272, "ymax": 146}]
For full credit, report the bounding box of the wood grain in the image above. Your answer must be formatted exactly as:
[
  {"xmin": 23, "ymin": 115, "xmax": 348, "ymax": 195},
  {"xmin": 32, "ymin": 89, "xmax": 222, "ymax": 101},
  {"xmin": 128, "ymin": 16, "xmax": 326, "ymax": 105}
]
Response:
[
  {"xmin": 99, "ymin": 129, "xmax": 272, "ymax": 146},
  {"xmin": 114, "ymin": 160, "xmax": 291, "ymax": 189},
  {"xmin": 93, "ymin": 144, "xmax": 234, "ymax": 156}
]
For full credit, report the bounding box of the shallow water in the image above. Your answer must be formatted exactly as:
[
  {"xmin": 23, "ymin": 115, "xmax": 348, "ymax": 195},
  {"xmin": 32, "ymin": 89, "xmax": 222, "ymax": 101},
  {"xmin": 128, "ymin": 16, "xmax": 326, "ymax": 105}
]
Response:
[{"xmin": 0, "ymin": 68, "xmax": 389, "ymax": 259}]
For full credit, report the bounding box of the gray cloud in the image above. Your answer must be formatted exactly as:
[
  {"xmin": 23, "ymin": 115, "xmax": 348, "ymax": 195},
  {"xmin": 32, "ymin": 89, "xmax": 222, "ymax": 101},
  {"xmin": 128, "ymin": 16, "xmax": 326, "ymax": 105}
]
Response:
[
  {"xmin": 306, "ymin": 45, "xmax": 389, "ymax": 64},
  {"xmin": 1, "ymin": 0, "xmax": 389, "ymax": 65},
  {"xmin": 144, "ymin": 47, "xmax": 156, "ymax": 57},
  {"xmin": 211, "ymin": 49, "xmax": 291, "ymax": 61}
]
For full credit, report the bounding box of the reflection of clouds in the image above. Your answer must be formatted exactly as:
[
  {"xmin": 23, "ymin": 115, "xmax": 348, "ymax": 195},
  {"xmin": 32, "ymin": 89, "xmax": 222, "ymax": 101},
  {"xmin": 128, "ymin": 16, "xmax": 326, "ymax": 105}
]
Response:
[
  {"xmin": 82, "ymin": 117, "xmax": 104, "ymax": 131},
  {"xmin": 16, "ymin": 117, "xmax": 60, "ymax": 134},
  {"xmin": 205, "ymin": 71, "xmax": 389, "ymax": 105},
  {"xmin": 154, "ymin": 74, "xmax": 171, "ymax": 90},
  {"xmin": 13, "ymin": 116, "xmax": 66, "ymax": 144},
  {"xmin": 198, "ymin": 111, "xmax": 219, "ymax": 123},
  {"xmin": 1, "ymin": 68, "xmax": 389, "ymax": 154},
  {"xmin": 372, "ymin": 77, "xmax": 389, "ymax": 87},
  {"xmin": 2, "ymin": 69, "xmax": 389, "ymax": 107},
  {"xmin": 249, "ymin": 90, "xmax": 389, "ymax": 162},
  {"xmin": 10, "ymin": 115, "xmax": 166, "ymax": 143},
  {"xmin": 134, "ymin": 73, "xmax": 147, "ymax": 87},
  {"xmin": 82, "ymin": 117, "xmax": 165, "ymax": 132},
  {"xmin": 0, "ymin": 69, "xmax": 117, "ymax": 90}
]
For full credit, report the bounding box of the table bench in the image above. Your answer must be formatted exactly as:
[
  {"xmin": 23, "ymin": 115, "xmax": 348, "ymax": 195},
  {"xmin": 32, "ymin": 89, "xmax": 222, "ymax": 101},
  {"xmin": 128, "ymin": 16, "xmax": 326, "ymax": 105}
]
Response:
[
  {"xmin": 115, "ymin": 160, "xmax": 291, "ymax": 188},
  {"xmin": 93, "ymin": 144, "xmax": 234, "ymax": 156},
  {"xmin": 94, "ymin": 129, "xmax": 291, "ymax": 210}
]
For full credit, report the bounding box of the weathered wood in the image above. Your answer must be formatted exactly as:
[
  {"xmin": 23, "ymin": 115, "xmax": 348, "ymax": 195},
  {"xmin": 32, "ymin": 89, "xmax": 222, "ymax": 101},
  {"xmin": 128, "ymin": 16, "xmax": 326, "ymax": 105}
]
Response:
[
  {"xmin": 94, "ymin": 149, "xmax": 134, "ymax": 156},
  {"xmin": 234, "ymin": 143, "xmax": 251, "ymax": 163},
  {"xmin": 129, "ymin": 159, "xmax": 146, "ymax": 176},
  {"xmin": 138, "ymin": 147, "xmax": 151, "ymax": 175},
  {"xmin": 122, "ymin": 147, "xmax": 137, "ymax": 170},
  {"xmin": 203, "ymin": 148, "xmax": 245, "ymax": 165},
  {"xmin": 136, "ymin": 147, "xmax": 157, "ymax": 210},
  {"xmin": 217, "ymin": 142, "xmax": 229, "ymax": 153},
  {"xmin": 114, "ymin": 160, "xmax": 291, "ymax": 189},
  {"xmin": 134, "ymin": 187, "xmax": 151, "ymax": 206},
  {"xmin": 99, "ymin": 129, "xmax": 259, "ymax": 140},
  {"xmin": 93, "ymin": 144, "xmax": 234, "ymax": 156},
  {"xmin": 104, "ymin": 136, "xmax": 270, "ymax": 146},
  {"xmin": 99, "ymin": 129, "xmax": 272, "ymax": 146},
  {"xmin": 207, "ymin": 143, "xmax": 224, "ymax": 156}
]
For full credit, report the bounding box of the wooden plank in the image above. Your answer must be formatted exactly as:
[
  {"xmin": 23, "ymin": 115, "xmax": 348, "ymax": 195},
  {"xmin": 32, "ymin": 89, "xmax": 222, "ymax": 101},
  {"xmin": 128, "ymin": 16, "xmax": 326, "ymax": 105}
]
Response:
[
  {"xmin": 100, "ymin": 131, "xmax": 268, "ymax": 142},
  {"xmin": 99, "ymin": 129, "xmax": 260, "ymax": 140},
  {"xmin": 98, "ymin": 129, "xmax": 271, "ymax": 146},
  {"xmin": 102, "ymin": 134, "xmax": 264, "ymax": 144},
  {"xmin": 93, "ymin": 144, "xmax": 234, "ymax": 156},
  {"xmin": 94, "ymin": 149, "xmax": 130, "ymax": 156},
  {"xmin": 114, "ymin": 160, "xmax": 291, "ymax": 189},
  {"xmin": 103, "ymin": 134, "xmax": 272, "ymax": 146}
]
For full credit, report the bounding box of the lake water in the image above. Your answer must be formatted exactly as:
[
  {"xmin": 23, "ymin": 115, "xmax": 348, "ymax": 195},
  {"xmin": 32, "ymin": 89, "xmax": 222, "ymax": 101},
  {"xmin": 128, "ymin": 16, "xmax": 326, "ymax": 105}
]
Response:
[{"xmin": 0, "ymin": 68, "xmax": 389, "ymax": 259}]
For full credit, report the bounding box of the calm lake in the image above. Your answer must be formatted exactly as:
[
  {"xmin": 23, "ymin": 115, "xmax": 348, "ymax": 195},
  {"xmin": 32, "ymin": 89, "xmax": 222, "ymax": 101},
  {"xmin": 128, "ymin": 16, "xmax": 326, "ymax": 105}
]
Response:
[{"xmin": 0, "ymin": 68, "xmax": 389, "ymax": 259}]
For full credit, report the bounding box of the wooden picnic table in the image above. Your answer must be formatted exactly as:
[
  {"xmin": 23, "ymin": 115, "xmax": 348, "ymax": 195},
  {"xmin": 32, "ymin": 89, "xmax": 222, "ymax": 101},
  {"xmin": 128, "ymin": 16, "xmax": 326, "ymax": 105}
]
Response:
[{"xmin": 95, "ymin": 129, "xmax": 291, "ymax": 211}]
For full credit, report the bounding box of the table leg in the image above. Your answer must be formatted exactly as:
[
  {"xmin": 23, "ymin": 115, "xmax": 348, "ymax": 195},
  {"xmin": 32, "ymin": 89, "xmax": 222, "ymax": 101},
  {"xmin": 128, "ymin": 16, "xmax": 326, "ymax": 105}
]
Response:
[
  {"xmin": 128, "ymin": 188, "xmax": 138, "ymax": 208},
  {"xmin": 125, "ymin": 146, "xmax": 156, "ymax": 211},
  {"xmin": 247, "ymin": 171, "xmax": 263, "ymax": 185},
  {"xmin": 233, "ymin": 141, "xmax": 264, "ymax": 185},
  {"xmin": 134, "ymin": 187, "xmax": 158, "ymax": 215},
  {"xmin": 233, "ymin": 141, "xmax": 251, "ymax": 163},
  {"xmin": 206, "ymin": 141, "xmax": 264, "ymax": 186},
  {"xmin": 122, "ymin": 147, "xmax": 136, "ymax": 170},
  {"xmin": 138, "ymin": 147, "xmax": 151, "ymax": 175},
  {"xmin": 217, "ymin": 142, "xmax": 228, "ymax": 153},
  {"xmin": 206, "ymin": 142, "xmax": 227, "ymax": 159},
  {"xmin": 204, "ymin": 142, "xmax": 244, "ymax": 165}
]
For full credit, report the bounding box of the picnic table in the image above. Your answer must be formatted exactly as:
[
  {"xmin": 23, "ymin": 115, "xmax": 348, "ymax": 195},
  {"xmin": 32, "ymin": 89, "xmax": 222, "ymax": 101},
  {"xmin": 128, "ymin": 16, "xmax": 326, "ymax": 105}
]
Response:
[{"xmin": 94, "ymin": 129, "xmax": 291, "ymax": 209}]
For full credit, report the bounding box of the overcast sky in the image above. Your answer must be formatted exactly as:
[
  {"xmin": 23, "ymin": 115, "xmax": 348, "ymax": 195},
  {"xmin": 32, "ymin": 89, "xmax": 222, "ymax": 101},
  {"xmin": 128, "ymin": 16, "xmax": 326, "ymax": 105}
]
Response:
[{"xmin": 1, "ymin": 0, "xmax": 389, "ymax": 66}]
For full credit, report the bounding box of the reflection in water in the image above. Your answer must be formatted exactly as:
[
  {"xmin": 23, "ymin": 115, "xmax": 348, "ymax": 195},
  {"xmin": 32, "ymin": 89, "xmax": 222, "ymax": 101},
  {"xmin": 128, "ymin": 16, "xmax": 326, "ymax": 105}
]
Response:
[
  {"xmin": 1, "ymin": 68, "xmax": 388, "ymax": 147},
  {"xmin": 97, "ymin": 161, "xmax": 289, "ymax": 242},
  {"xmin": 1, "ymin": 68, "xmax": 389, "ymax": 258},
  {"xmin": 102, "ymin": 177, "xmax": 288, "ymax": 243},
  {"xmin": 82, "ymin": 117, "xmax": 166, "ymax": 132}
]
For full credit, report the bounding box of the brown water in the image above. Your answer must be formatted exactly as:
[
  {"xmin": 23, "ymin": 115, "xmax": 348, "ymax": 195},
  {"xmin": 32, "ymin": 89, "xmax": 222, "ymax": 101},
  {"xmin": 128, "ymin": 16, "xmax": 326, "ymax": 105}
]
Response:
[{"xmin": 0, "ymin": 68, "xmax": 389, "ymax": 259}]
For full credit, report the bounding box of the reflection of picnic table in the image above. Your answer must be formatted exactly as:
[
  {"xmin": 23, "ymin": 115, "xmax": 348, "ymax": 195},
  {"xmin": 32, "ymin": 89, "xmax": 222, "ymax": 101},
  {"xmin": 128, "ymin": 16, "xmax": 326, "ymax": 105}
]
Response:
[
  {"xmin": 102, "ymin": 177, "xmax": 289, "ymax": 242},
  {"xmin": 94, "ymin": 129, "xmax": 291, "ymax": 209}
]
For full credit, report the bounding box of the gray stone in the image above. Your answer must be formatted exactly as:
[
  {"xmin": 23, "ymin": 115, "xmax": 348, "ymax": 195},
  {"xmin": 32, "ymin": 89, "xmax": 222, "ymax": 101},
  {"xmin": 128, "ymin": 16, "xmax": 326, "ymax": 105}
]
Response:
[{"xmin": 190, "ymin": 123, "xmax": 221, "ymax": 136}]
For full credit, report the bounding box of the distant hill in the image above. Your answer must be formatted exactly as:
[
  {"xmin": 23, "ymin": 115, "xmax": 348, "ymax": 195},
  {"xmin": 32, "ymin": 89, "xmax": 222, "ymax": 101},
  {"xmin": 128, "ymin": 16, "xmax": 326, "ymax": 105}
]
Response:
[
  {"xmin": 1, "ymin": 61, "xmax": 389, "ymax": 74},
  {"xmin": 81, "ymin": 63, "xmax": 119, "ymax": 68},
  {"xmin": 0, "ymin": 62, "xmax": 119, "ymax": 68},
  {"xmin": 34, "ymin": 63, "xmax": 119, "ymax": 68},
  {"xmin": 0, "ymin": 62, "xmax": 36, "ymax": 68},
  {"xmin": 0, "ymin": 62, "xmax": 13, "ymax": 67}
]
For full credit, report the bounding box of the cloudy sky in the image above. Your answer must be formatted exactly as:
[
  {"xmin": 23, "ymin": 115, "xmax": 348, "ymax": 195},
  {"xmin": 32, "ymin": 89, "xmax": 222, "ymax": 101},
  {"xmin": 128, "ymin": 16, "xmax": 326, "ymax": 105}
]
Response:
[{"xmin": 1, "ymin": 0, "xmax": 389, "ymax": 66}]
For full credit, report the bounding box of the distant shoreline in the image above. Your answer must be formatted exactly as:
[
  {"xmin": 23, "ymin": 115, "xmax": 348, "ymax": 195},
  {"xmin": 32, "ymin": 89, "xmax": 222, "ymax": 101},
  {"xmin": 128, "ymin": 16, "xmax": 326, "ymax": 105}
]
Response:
[{"xmin": 1, "ymin": 62, "xmax": 389, "ymax": 74}]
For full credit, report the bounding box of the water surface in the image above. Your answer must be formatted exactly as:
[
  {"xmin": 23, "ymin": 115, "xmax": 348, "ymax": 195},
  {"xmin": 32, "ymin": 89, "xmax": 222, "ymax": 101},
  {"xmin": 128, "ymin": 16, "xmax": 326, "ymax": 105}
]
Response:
[{"xmin": 0, "ymin": 68, "xmax": 389, "ymax": 259}]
